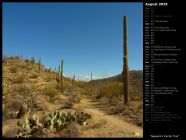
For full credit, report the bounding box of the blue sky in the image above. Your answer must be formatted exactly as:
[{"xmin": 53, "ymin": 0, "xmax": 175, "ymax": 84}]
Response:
[{"xmin": 3, "ymin": 3, "xmax": 143, "ymax": 80}]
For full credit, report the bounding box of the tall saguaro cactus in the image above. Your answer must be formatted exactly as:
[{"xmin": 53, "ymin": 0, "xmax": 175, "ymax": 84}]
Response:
[
  {"xmin": 123, "ymin": 16, "xmax": 129, "ymax": 104},
  {"xmin": 60, "ymin": 59, "xmax": 64, "ymax": 92}
]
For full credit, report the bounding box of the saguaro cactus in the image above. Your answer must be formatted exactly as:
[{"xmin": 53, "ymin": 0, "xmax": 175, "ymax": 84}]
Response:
[
  {"xmin": 56, "ymin": 65, "xmax": 60, "ymax": 83},
  {"xmin": 72, "ymin": 74, "xmax": 75, "ymax": 89},
  {"xmin": 123, "ymin": 16, "xmax": 129, "ymax": 104},
  {"xmin": 91, "ymin": 72, "xmax": 93, "ymax": 91},
  {"xmin": 60, "ymin": 59, "xmax": 64, "ymax": 92},
  {"xmin": 31, "ymin": 57, "xmax": 35, "ymax": 64},
  {"xmin": 58, "ymin": 65, "xmax": 60, "ymax": 76},
  {"xmin": 38, "ymin": 57, "xmax": 41, "ymax": 72},
  {"xmin": 73, "ymin": 74, "xmax": 75, "ymax": 84},
  {"xmin": 49, "ymin": 67, "xmax": 51, "ymax": 74}
]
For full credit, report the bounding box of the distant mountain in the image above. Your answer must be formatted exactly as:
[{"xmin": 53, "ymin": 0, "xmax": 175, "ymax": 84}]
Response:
[
  {"xmin": 89, "ymin": 70, "xmax": 143, "ymax": 100},
  {"xmin": 90, "ymin": 70, "xmax": 143, "ymax": 84}
]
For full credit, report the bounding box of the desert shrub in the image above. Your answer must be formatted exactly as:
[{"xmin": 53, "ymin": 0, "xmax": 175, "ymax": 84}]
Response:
[
  {"xmin": 25, "ymin": 59, "xmax": 29, "ymax": 63},
  {"xmin": 102, "ymin": 82, "xmax": 123, "ymax": 97},
  {"xmin": 3, "ymin": 54, "xmax": 8, "ymax": 61},
  {"xmin": 23, "ymin": 97, "xmax": 38, "ymax": 111},
  {"xmin": 62, "ymin": 121, "xmax": 79, "ymax": 137},
  {"xmin": 12, "ymin": 73, "xmax": 26, "ymax": 84},
  {"xmin": 93, "ymin": 92, "xmax": 103, "ymax": 101},
  {"xmin": 14, "ymin": 56, "xmax": 21, "ymax": 60},
  {"xmin": 55, "ymin": 82, "xmax": 70, "ymax": 92},
  {"xmin": 63, "ymin": 80, "xmax": 74, "ymax": 92},
  {"xmin": 9, "ymin": 66, "xmax": 18, "ymax": 73},
  {"xmin": 129, "ymin": 75, "xmax": 143, "ymax": 101},
  {"xmin": 6, "ymin": 100, "xmax": 26, "ymax": 119},
  {"xmin": 44, "ymin": 87, "xmax": 58, "ymax": 102},
  {"xmin": 55, "ymin": 83, "xmax": 61, "ymax": 90},
  {"xmin": 130, "ymin": 90, "xmax": 142, "ymax": 101},
  {"xmin": 9, "ymin": 56, "xmax": 15, "ymax": 60},
  {"xmin": 20, "ymin": 64, "xmax": 27, "ymax": 69},
  {"xmin": 44, "ymin": 76, "xmax": 52, "ymax": 82},
  {"xmin": 107, "ymin": 94, "xmax": 120, "ymax": 105},
  {"xmin": 29, "ymin": 73, "xmax": 38, "ymax": 79},
  {"xmin": 31, "ymin": 57, "xmax": 35, "ymax": 64},
  {"xmin": 90, "ymin": 82, "xmax": 122, "ymax": 102},
  {"xmin": 13, "ymin": 85, "xmax": 30, "ymax": 95},
  {"xmin": 70, "ymin": 96, "xmax": 81, "ymax": 103},
  {"xmin": 60, "ymin": 101, "xmax": 73, "ymax": 109}
]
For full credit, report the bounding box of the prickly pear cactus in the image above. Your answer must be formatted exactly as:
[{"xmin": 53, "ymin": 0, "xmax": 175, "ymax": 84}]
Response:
[
  {"xmin": 16, "ymin": 111, "xmax": 91, "ymax": 137},
  {"xmin": 16, "ymin": 114, "xmax": 43, "ymax": 138}
]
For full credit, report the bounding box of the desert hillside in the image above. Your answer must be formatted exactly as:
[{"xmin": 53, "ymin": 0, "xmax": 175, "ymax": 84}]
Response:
[{"xmin": 2, "ymin": 56, "xmax": 143, "ymax": 138}]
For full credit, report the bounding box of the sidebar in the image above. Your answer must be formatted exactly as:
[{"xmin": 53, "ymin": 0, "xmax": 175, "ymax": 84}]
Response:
[{"xmin": 144, "ymin": 1, "xmax": 183, "ymax": 139}]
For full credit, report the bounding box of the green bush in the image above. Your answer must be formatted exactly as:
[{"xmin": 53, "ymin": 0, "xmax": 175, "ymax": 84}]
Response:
[
  {"xmin": 102, "ymin": 82, "xmax": 123, "ymax": 96},
  {"xmin": 44, "ymin": 87, "xmax": 58, "ymax": 102}
]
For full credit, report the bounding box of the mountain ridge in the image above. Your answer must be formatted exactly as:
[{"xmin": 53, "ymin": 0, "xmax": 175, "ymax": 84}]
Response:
[{"xmin": 90, "ymin": 70, "xmax": 143, "ymax": 83}]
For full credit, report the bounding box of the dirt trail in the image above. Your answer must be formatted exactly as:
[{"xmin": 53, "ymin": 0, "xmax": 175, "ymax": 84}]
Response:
[{"xmin": 74, "ymin": 97, "xmax": 143, "ymax": 138}]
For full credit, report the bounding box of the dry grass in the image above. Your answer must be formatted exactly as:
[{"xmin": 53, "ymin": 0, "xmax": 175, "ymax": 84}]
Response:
[
  {"xmin": 2, "ymin": 119, "xmax": 20, "ymax": 138},
  {"xmin": 12, "ymin": 73, "xmax": 26, "ymax": 84}
]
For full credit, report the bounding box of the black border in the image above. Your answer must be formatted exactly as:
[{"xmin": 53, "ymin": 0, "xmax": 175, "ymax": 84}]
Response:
[{"xmin": 1, "ymin": 0, "xmax": 182, "ymax": 139}]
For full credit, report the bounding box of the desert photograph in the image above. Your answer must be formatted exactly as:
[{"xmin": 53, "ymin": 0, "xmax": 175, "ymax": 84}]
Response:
[{"xmin": 2, "ymin": 3, "xmax": 143, "ymax": 138}]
